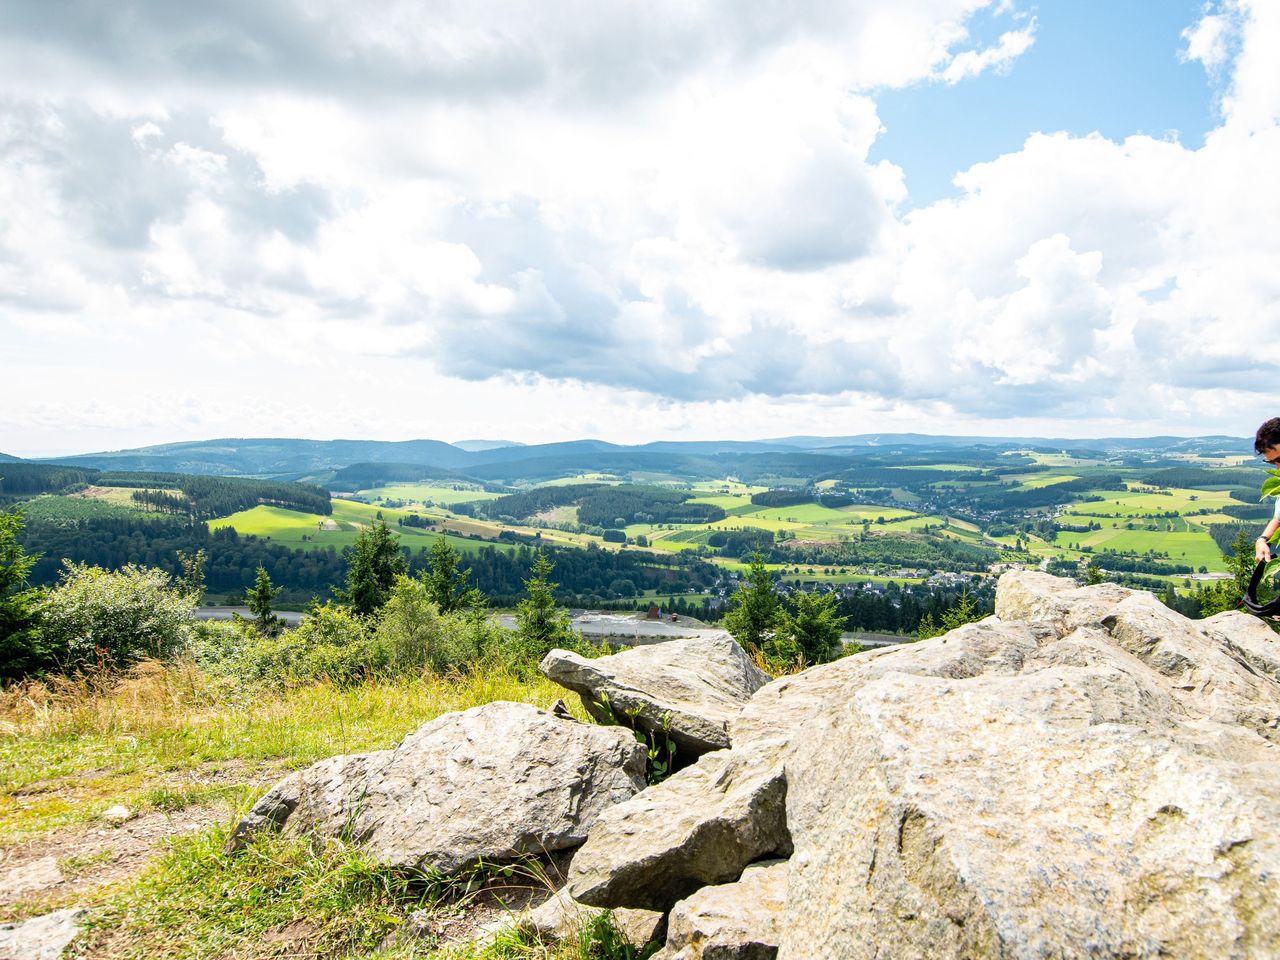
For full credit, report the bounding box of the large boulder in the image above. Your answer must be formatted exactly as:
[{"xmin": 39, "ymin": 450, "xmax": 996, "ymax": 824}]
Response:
[
  {"xmin": 568, "ymin": 747, "xmax": 791, "ymax": 912},
  {"xmin": 655, "ymin": 859, "xmax": 788, "ymax": 960},
  {"xmin": 227, "ymin": 701, "xmax": 647, "ymax": 873},
  {"xmin": 540, "ymin": 633, "xmax": 770, "ymax": 757},
  {"xmin": 769, "ymin": 573, "xmax": 1280, "ymax": 958}
]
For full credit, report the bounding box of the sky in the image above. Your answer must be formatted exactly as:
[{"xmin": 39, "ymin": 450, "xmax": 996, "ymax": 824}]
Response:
[{"xmin": 1, "ymin": 0, "xmax": 1277, "ymax": 457}]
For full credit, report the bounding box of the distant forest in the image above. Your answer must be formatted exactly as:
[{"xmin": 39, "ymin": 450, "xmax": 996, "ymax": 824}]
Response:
[
  {"xmin": 472, "ymin": 484, "xmax": 726, "ymax": 526},
  {"xmin": 17, "ymin": 514, "xmax": 717, "ymax": 605},
  {"xmin": 0, "ymin": 463, "xmax": 330, "ymax": 519}
]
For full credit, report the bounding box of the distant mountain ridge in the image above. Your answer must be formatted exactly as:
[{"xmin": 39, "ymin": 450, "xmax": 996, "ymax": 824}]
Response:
[
  {"xmin": 29, "ymin": 433, "xmax": 1252, "ymax": 483},
  {"xmin": 452, "ymin": 439, "xmax": 524, "ymax": 452}
]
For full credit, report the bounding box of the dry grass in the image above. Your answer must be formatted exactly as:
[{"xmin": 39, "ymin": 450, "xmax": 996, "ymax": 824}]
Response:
[
  {"xmin": 0, "ymin": 659, "xmax": 652, "ymax": 959},
  {"xmin": 0, "ymin": 660, "xmax": 586, "ymax": 843}
]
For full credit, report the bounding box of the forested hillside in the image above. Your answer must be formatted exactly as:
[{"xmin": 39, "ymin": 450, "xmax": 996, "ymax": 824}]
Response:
[
  {"xmin": 0, "ymin": 463, "xmax": 330, "ymax": 518},
  {"xmin": 6, "ymin": 433, "xmax": 1272, "ymax": 621}
]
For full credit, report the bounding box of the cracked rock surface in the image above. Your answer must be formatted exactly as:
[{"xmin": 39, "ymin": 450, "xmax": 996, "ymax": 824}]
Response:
[{"xmin": 228, "ymin": 701, "xmax": 647, "ymax": 874}]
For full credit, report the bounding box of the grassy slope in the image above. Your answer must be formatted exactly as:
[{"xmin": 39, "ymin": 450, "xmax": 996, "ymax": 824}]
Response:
[{"xmin": 1, "ymin": 664, "xmax": 593, "ymax": 959}]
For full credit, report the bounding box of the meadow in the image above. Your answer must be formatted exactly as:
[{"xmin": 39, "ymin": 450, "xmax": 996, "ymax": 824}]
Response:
[{"xmin": 0, "ymin": 663, "xmax": 611, "ymax": 959}]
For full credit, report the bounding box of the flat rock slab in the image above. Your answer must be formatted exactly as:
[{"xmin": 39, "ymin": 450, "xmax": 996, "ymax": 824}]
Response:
[
  {"xmin": 228, "ymin": 701, "xmax": 647, "ymax": 874},
  {"xmin": 656, "ymin": 859, "xmax": 788, "ymax": 960},
  {"xmin": 569, "ymin": 747, "xmax": 791, "ymax": 913},
  {"xmin": 0, "ymin": 907, "xmax": 86, "ymax": 960},
  {"xmin": 540, "ymin": 634, "xmax": 771, "ymax": 757},
  {"xmin": 0, "ymin": 857, "xmax": 63, "ymax": 900}
]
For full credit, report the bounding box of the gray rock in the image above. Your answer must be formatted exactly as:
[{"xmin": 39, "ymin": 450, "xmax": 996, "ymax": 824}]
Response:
[
  {"xmin": 732, "ymin": 617, "xmax": 1044, "ymax": 747},
  {"xmin": 1201, "ymin": 609, "xmax": 1280, "ymax": 684},
  {"xmin": 1102, "ymin": 592, "xmax": 1280, "ymax": 742},
  {"xmin": 540, "ymin": 634, "xmax": 771, "ymax": 757},
  {"xmin": 0, "ymin": 908, "xmax": 86, "ymax": 960},
  {"xmin": 768, "ymin": 576, "xmax": 1280, "ymax": 959},
  {"xmin": 227, "ymin": 701, "xmax": 647, "ymax": 873},
  {"xmin": 655, "ymin": 859, "xmax": 788, "ymax": 960},
  {"xmin": 520, "ymin": 888, "xmax": 665, "ymax": 947},
  {"xmin": 101, "ymin": 804, "xmax": 134, "ymax": 826},
  {"xmin": 994, "ymin": 569, "xmax": 1135, "ymax": 637},
  {"xmin": 568, "ymin": 746, "xmax": 791, "ymax": 913},
  {"xmin": 0, "ymin": 856, "xmax": 63, "ymax": 900}
]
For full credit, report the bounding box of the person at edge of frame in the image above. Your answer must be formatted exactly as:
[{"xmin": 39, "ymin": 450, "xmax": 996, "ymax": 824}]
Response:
[{"xmin": 1254, "ymin": 417, "xmax": 1280, "ymax": 562}]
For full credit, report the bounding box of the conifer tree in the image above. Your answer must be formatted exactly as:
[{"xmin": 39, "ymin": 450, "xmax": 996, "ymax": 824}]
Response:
[
  {"xmin": 246, "ymin": 565, "xmax": 282, "ymax": 636},
  {"xmin": 340, "ymin": 521, "xmax": 407, "ymax": 617},
  {"xmin": 723, "ymin": 551, "xmax": 781, "ymax": 652},
  {"xmin": 778, "ymin": 589, "xmax": 845, "ymax": 664},
  {"xmin": 0, "ymin": 511, "xmax": 48, "ymax": 679},
  {"xmin": 514, "ymin": 550, "xmax": 573, "ymax": 660},
  {"xmin": 422, "ymin": 536, "xmax": 484, "ymax": 613},
  {"xmin": 177, "ymin": 548, "xmax": 207, "ymax": 604}
]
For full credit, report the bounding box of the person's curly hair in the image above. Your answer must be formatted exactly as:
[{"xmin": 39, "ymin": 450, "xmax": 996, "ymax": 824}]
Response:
[{"xmin": 1255, "ymin": 418, "xmax": 1280, "ymax": 454}]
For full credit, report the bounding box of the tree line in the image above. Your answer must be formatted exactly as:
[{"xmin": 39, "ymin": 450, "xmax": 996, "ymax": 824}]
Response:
[
  {"xmin": 475, "ymin": 483, "xmax": 726, "ymax": 526},
  {"xmin": 15, "ymin": 513, "xmax": 719, "ymax": 603},
  {"xmin": 1, "ymin": 463, "xmax": 331, "ymax": 519}
]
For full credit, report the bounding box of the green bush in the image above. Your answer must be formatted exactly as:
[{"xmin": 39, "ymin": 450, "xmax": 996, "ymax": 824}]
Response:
[
  {"xmin": 191, "ymin": 584, "xmax": 517, "ymax": 685},
  {"xmin": 375, "ymin": 575, "xmax": 509, "ymax": 674},
  {"xmin": 42, "ymin": 561, "xmax": 196, "ymax": 669}
]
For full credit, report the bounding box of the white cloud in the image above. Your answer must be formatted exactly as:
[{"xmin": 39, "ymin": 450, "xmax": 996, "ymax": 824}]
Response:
[
  {"xmin": 0, "ymin": 0, "xmax": 1276, "ymax": 452},
  {"xmin": 939, "ymin": 21, "xmax": 1036, "ymax": 85}
]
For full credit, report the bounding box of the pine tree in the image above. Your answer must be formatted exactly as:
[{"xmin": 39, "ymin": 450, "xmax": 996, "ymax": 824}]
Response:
[
  {"xmin": 340, "ymin": 521, "xmax": 407, "ymax": 617},
  {"xmin": 918, "ymin": 586, "xmax": 984, "ymax": 640},
  {"xmin": 422, "ymin": 536, "xmax": 484, "ymax": 613},
  {"xmin": 514, "ymin": 550, "xmax": 573, "ymax": 661},
  {"xmin": 0, "ymin": 511, "xmax": 49, "ymax": 679},
  {"xmin": 778, "ymin": 589, "xmax": 845, "ymax": 664},
  {"xmin": 1199, "ymin": 528, "xmax": 1255, "ymax": 616},
  {"xmin": 245, "ymin": 565, "xmax": 282, "ymax": 636},
  {"xmin": 723, "ymin": 551, "xmax": 781, "ymax": 652},
  {"xmin": 177, "ymin": 548, "xmax": 207, "ymax": 604}
]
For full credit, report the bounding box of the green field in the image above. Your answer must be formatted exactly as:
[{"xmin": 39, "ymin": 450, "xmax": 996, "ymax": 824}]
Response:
[
  {"xmin": 354, "ymin": 483, "xmax": 501, "ymax": 506},
  {"xmin": 534, "ymin": 473, "xmax": 625, "ymax": 487},
  {"xmin": 1053, "ymin": 527, "xmax": 1225, "ymax": 571},
  {"xmin": 16, "ymin": 494, "xmax": 147, "ymax": 523},
  {"xmin": 209, "ymin": 502, "xmax": 507, "ymax": 556},
  {"xmin": 1000, "ymin": 473, "xmax": 1080, "ymax": 490},
  {"xmin": 1062, "ymin": 486, "xmax": 1234, "ymax": 517}
]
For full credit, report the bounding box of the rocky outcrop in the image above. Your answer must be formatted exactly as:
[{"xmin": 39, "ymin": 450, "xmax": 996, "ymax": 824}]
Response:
[
  {"xmin": 228, "ymin": 701, "xmax": 646, "ymax": 873},
  {"xmin": 572, "ymin": 572, "xmax": 1280, "ymax": 958},
  {"xmin": 540, "ymin": 634, "xmax": 770, "ymax": 757},
  {"xmin": 228, "ymin": 571, "xmax": 1280, "ymax": 958},
  {"xmin": 655, "ymin": 859, "xmax": 788, "ymax": 960},
  {"xmin": 568, "ymin": 746, "xmax": 790, "ymax": 912},
  {"xmin": 994, "ymin": 570, "xmax": 1136, "ymax": 636},
  {"xmin": 773, "ymin": 573, "xmax": 1280, "ymax": 959}
]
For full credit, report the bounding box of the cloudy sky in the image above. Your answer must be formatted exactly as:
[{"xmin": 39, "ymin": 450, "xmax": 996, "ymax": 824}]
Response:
[{"xmin": 1, "ymin": 0, "xmax": 1276, "ymax": 456}]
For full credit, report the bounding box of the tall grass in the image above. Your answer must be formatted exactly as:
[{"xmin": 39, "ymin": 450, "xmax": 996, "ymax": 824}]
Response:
[
  {"xmin": 0, "ymin": 659, "xmax": 647, "ymax": 960},
  {"xmin": 0, "ymin": 659, "xmax": 585, "ymax": 842}
]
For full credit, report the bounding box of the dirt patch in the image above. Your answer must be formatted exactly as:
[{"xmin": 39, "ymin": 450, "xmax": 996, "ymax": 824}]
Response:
[
  {"xmin": 0, "ymin": 805, "xmax": 226, "ymax": 917},
  {"xmin": 0, "ymin": 760, "xmax": 291, "ymax": 918}
]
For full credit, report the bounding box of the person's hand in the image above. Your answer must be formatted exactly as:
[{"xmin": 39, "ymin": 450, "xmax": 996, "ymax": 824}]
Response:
[{"xmin": 1258, "ymin": 538, "xmax": 1272, "ymax": 563}]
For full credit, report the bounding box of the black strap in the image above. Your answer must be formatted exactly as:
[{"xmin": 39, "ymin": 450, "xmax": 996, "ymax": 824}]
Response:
[{"xmin": 1243, "ymin": 560, "xmax": 1280, "ymax": 616}]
